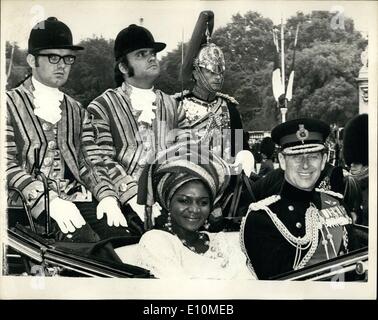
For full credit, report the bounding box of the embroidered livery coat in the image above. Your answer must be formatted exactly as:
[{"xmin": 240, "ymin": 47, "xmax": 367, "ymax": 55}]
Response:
[
  {"xmin": 6, "ymin": 78, "xmax": 116, "ymax": 218},
  {"xmin": 87, "ymin": 82, "xmax": 185, "ymax": 205}
]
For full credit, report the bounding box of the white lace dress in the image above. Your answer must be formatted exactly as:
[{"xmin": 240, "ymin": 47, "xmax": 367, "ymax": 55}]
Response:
[{"xmin": 133, "ymin": 230, "xmax": 256, "ymax": 280}]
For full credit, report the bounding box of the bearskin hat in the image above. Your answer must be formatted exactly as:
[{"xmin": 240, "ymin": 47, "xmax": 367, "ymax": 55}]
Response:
[
  {"xmin": 260, "ymin": 137, "xmax": 276, "ymax": 159},
  {"xmin": 343, "ymin": 114, "xmax": 368, "ymax": 166}
]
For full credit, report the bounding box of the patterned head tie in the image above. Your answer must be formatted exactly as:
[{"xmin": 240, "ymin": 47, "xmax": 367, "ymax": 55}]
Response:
[{"xmin": 138, "ymin": 143, "xmax": 231, "ymax": 211}]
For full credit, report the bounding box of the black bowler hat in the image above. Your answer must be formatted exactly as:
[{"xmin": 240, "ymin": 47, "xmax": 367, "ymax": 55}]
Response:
[
  {"xmin": 114, "ymin": 24, "xmax": 166, "ymax": 60},
  {"xmin": 343, "ymin": 114, "xmax": 368, "ymax": 166},
  {"xmin": 271, "ymin": 118, "xmax": 330, "ymax": 155},
  {"xmin": 28, "ymin": 17, "xmax": 84, "ymax": 54}
]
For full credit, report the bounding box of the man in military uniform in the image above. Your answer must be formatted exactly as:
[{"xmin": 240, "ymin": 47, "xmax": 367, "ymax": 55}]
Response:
[
  {"xmin": 6, "ymin": 17, "xmax": 127, "ymax": 242},
  {"xmin": 241, "ymin": 119, "xmax": 353, "ymax": 280},
  {"xmin": 174, "ymin": 11, "xmax": 253, "ymax": 228},
  {"xmin": 87, "ymin": 25, "xmax": 183, "ymax": 227},
  {"xmin": 176, "ymin": 11, "xmax": 248, "ymax": 164}
]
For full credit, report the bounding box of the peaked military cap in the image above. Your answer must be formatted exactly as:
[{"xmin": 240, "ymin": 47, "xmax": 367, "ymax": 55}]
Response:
[{"xmin": 271, "ymin": 118, "xmax": 330, "ymax": 155}]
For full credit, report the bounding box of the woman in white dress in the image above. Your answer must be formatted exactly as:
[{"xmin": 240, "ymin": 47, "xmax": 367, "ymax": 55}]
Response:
[{"xmin": 132, "ymin": 143, "xmax": 256, "ymax": 279}]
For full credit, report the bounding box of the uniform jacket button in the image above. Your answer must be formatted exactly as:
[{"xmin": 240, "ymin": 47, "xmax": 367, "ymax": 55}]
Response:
[
  {"xmin": 42, "ymin": 123, "xmax": 51, "ymax": 131},
  {"xmin": 43, "ymin": 157, "xmax": 53, "ymax": 166},
  {"xmin": 48, "ymin": 141, "xmax": 57, "ymax": 149}
]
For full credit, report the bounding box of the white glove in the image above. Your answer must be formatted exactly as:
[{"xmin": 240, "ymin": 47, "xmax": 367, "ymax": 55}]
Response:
[
  {"xmin": 97, "ymin": 196, "xmax": 128, "ymax": 227},
  {"xmin": 233, "ymin": 150, "xmax": 256, "ymax": 176},
  {"xmin": 128, "ymin": 196, "xmax": 146, "ymax": 222},
  {"xmin": 49, "ymin": 198, "xmax": 86, "ymax": 234}
]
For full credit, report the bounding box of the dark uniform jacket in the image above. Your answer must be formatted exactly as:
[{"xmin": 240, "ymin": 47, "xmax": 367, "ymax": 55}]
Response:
[{"xmin": 241, "ymin": 181, "xmax": 351, "ymax": 280}]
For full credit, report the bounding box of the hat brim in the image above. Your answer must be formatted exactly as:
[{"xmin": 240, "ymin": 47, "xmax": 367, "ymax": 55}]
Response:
[
  {"xmin": 282, "ymin": 144, "xmax": 325, "ymax": 155},
  {"xmin": 30, "ymin": 44, "xmax": 84, "ymax": 53},
  {"xmin": 153, "ymin": 42, "xmax": 166, "ymax": 53}
]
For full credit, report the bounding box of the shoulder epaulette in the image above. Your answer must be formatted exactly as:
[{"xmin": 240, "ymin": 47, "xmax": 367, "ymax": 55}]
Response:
[
  {"xmin": 172, "ymin": 90, "xmax": 190, "ymax": 100},
  {"xmin": 315, "ymin": 188, "xmax": 344, "ymax": 199},
  {"xmin": 248, "ymin": 195, "xmax": 281, "ymax": 212},
  {"xmin": 216, "ymin": 92, "xmax": 239, "ymax": 105}
]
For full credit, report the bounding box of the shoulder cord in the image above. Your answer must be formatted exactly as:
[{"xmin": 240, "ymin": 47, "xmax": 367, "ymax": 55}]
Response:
[
  {"xmin": 250, "ymin": 198, "xmax": 321, "ymax": 270},
  {"xmin": 315, "ymin": 188, "xmax": 344, "ymax": 199},
  {"xmin": 251, "ymin": 197, "xmax": 315, "ymax": 246},
  {"xmin": 343, "ymin": 226, "xmax": 349, "ymax": 253},
  {"xmin": 294, "ymin": 204, "xmax": 321, "ymax": 270}
]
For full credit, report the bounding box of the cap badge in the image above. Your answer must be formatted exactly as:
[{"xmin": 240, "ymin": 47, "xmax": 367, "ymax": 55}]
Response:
[{"xmin": 296, "ymin": 124, "xmax": 309, "ymax": 143}]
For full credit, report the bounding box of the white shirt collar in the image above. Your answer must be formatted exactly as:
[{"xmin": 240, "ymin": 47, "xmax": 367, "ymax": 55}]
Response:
[
  {"xmin": 32, "ymin": 77, "xmax": 64, "ymax": 124},
  {"xmin": 127, "ymin": 83, "xmax": 157, "ymax": 125}
]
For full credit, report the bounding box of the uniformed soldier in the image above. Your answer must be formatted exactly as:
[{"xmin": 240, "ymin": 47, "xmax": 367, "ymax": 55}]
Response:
[
  {"xmin": 175, "ymin": 11, "xmax": 248, "ymax": 164},
  {"xmin": 173, "ymin": 11, "xmax": 253, "ymax": 229},
  {"xmin": 6, "ymin": 17, "xmax": 128, "ymax": 242},
  {"xmin": 241, "ymin": 118, "xmax": 353, "ymax": 280}
]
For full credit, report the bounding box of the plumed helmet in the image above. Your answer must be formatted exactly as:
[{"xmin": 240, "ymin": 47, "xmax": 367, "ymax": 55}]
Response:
[
  {"xmin": 195, "ymin": 43, "xmax": 225, "ymax": 74},
  {"xmin": 343, "ymin": 114, "xmax": 368, "ymax": 166},
  {"xmin": 182, "ymin": 11, "xmax": 225, "ymax": 81}
]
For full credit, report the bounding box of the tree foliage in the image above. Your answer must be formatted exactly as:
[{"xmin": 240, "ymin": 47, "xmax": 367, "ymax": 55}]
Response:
[
  {"xmin": 157, "ymin": 10, "xmax": 366, "ymax": 130},
  {"xmin": 5, "ymin": 41, "xmax": 29, "ymax": 89},
  {"xmin": 64, "ymin": 37, "xmax": 116, "ymax": 107},
  {"xmin": 5, "ymin": 11, "xmax": 367, "ymax": 128}
]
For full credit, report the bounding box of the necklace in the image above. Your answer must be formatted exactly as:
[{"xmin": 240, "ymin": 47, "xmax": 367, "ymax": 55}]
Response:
[
  {"xmin": 180, "ymin": 232, "xmax": 210, "ymax": 253},
  {"xmin": 180, "ymin": 232, "xmax": 230, "ymax": 268},
  {"xmin": 165, "ymin": 225, "xmax": 230, "ymax": 268},
  {"xmin": 252, "ymin": 199, "xmax": 321, "ymax": 270}
]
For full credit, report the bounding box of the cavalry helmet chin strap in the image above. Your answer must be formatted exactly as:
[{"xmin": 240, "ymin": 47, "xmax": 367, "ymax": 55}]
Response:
[{"xmin": 194, "ymin": 65, "xmax": 224, "ymax": 95}]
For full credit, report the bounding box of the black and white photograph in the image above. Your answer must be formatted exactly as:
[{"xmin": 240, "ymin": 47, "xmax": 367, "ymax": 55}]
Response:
[{"xmin": 0, "ymin": 0, "xmax": 376, "ymax": 303}]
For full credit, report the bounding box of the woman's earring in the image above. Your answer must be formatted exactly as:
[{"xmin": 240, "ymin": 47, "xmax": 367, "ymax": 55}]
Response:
[
  {"xmin": 204, "ymin": 219, "xmax": 210, "ymax": 230},
  {"xmin": 165, "ymin": 212, "xmax": 173, "ymax": 232}
]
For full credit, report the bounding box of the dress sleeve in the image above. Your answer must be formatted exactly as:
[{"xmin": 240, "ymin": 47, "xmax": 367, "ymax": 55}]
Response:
[{"xmin": 136, "ymin": 230, "xmax": 189, "ymax": 279}]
